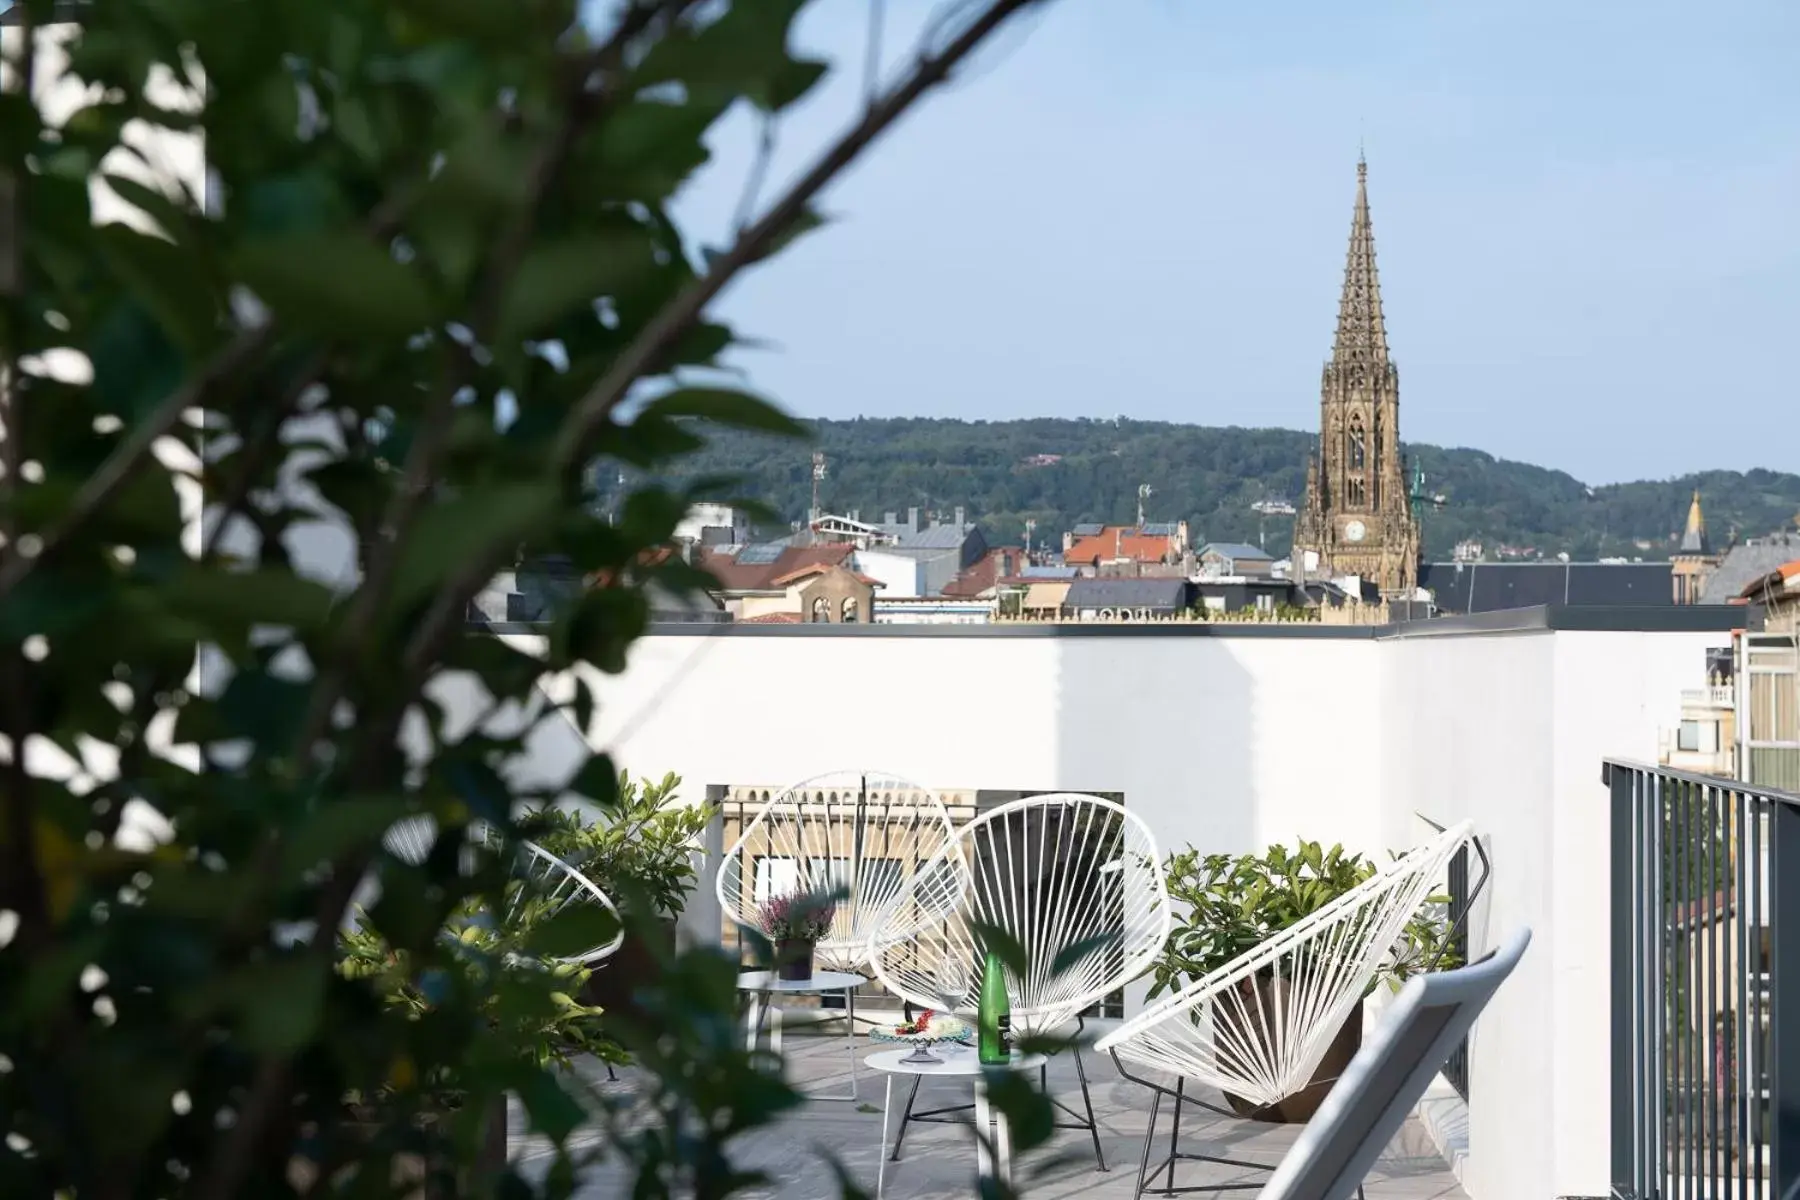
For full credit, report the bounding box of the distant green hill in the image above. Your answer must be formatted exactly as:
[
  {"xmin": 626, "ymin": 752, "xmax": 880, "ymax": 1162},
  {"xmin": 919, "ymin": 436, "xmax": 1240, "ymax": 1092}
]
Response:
[{"xmin": 617, "ymin": 416, "xmax": 1800, "ymax": 561}]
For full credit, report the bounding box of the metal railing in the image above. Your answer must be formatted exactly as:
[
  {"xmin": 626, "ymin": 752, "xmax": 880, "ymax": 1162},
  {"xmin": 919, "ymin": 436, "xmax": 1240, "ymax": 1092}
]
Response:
[
  {"xmin": 1606, "ymin": 760, "xmax": 1800, "ymax": 1200},
  {"xmin": 1442, "ymin": 841, "xmax": 1472, "ymax": 1100}
]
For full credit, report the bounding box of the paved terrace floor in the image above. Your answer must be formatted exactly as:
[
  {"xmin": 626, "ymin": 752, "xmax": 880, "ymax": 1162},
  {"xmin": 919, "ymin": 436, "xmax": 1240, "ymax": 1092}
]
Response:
[{"xmin": 513, "ymin": 1034, "xmax": 1468, "ymax": 1199}]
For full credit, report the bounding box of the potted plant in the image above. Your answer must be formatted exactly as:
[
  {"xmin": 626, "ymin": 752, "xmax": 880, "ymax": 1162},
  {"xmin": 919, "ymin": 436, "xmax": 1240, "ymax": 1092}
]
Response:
[
  {"xmin": 1148, "ymin": 840, "xmax": 1454, "ymax": 1124},
  {"xmin": 335, "ymin": 897, "xmax": 610, "ymax": 1195},
  {"xmin": 529, "ymin": 772, "xmax": 712, "ymax": 1021},
  {"xmin": 756, "ymin": 892, "xmax": 836, "ymax": 981}
]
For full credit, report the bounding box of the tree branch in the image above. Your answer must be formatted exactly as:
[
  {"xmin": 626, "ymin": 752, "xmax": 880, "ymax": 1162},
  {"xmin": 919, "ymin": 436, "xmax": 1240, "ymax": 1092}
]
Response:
[
  {"xmin": 396, "ymin": 0, "xmax": 1055, "ymax": 681},
  {"xmin": 185, "ymin": 7, "xmax": 701, "ymax": 1197},
  {"xmin": 548, "ymin": 0, "xmax": 1051, "ymax": 473}
]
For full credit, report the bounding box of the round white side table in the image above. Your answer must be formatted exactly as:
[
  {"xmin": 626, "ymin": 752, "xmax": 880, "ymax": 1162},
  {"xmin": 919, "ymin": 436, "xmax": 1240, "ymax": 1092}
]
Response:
[
  {"xmin": 865, "ymin": 1044, "xmax": 1048, "ymax": 1198},
  {"xmin": 737, "ymin": 969, "xmax": 867, "ymax": 1101}
]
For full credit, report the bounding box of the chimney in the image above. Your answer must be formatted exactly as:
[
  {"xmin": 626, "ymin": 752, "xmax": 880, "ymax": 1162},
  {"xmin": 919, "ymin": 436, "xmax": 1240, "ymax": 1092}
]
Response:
[
  {"xmin": 885, "ymin": 511, "xmax": 897, "ymax": 526},
  {"xmin": 1063, "ymin": 530, "xmax": 1074, "ymax": 553},
  {"xmin": 908, "ymin": 506, "xmax": 919, "ymax": 531},
  {"xmin": 954, "ymin": 506, "xmax": 965, "ymax": 528}
]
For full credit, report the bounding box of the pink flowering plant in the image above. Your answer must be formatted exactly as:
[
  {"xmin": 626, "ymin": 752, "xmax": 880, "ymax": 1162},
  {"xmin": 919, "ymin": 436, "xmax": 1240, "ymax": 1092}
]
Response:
[{"xmin": 758, "ymin": 892, "xmax": 837, "ymax": 942}]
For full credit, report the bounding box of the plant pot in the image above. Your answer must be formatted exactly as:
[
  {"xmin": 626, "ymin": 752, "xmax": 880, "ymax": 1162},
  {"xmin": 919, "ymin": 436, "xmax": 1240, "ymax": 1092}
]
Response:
[
  {"xmin": 775, "ymin": 938, "xmax": 816, "ymax": 982},
  {"xmin": 318, "ymin": 1101, "xmax": 507, "ymax": 1199},
  {"xmin": 580, "ymin": 914, "xmax": 677, "ymax": 1020},
  {"xmin": 1219, "ymin": 974, "xmax": 1365, "ymax": 1125}
]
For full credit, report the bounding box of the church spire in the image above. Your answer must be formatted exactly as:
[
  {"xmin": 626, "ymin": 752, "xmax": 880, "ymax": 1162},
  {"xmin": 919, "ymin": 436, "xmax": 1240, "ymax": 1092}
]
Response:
[
  {"xmin": 1679, "ymin": 489, "xmax": 1710, "ymax": 555},
  {"xmin": 1331, "ymin": 155, "xmax": 1390, "ymax": 366}
]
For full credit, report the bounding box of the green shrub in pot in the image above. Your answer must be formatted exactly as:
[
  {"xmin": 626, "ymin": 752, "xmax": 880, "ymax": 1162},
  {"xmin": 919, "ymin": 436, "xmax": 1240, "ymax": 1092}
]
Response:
[
  {"xmin": 530, "ymin": 771, "xmax": 711, "ymax": 920},
  {"xmin": 333, "ymin": 889, "xmax": 615, "ymax": 1188},
  {"xmin": 1147, "ymin": 839, "xmax": 1457, "ymax": 1123},
  {"xmin": 1147, "ymin": 839, "xmax": 1455, "ymax": 1000}
]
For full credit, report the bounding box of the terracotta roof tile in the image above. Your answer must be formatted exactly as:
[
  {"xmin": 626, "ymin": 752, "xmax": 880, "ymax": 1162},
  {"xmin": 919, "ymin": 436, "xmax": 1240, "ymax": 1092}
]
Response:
[
  {"xmin": 697, "ymin": 543, "xmax": 853, "ymax": 592},
  {"xmin": 739, "ymin": 611, "xmax": 804, "ymax": 624},
  {"xmin": 770, "ymin": 561, "xmax": 882, "ymax": 589},
  {"xmin": 1063, "ymin": 527, "xmax": 1176, "ymax": 566},
  {"xmin": 941, "ymin": 548, "xmax": 1025, "ymax": 598}
]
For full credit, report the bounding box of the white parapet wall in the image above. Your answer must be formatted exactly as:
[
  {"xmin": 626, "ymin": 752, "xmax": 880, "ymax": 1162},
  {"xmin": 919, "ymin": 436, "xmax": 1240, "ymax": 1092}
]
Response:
[{"xmin": 489, "ymin": 610, "xmax": 1732, "ymax": 1200}]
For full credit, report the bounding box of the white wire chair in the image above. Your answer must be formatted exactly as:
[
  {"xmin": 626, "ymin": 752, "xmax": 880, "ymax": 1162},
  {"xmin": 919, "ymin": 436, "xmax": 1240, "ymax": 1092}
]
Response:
[
  {"xmin": 714, "ymin": 770, "xmax": 960, "ymax": 974},
  {"xmin": 1095, "ymin": 820, "xmax": 1476, "ymax": 1198},
  {"xmin": 869, "ymin": 793, "xmax": 1172, "ymax": 1171},
  {"xmin": 380, "ymin": 815, "xmax": 624, "ymax": 966}
]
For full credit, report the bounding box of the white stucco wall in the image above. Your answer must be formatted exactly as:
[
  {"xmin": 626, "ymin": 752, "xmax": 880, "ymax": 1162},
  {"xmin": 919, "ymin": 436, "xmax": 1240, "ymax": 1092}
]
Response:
[
  {"xmin": 1379, "ymin": 623, "xmax": 1731, "ymax": 1200},
  {"xmin": 534, "ymin": 616, "xmax": 1729, "ymax": 1200}
]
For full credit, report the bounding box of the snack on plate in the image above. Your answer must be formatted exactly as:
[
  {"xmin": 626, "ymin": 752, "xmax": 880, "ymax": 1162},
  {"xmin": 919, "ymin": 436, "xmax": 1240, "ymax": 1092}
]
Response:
[{"xmin": 886, "ymin": 1009, "xmax": 970, "ymax": 1040}]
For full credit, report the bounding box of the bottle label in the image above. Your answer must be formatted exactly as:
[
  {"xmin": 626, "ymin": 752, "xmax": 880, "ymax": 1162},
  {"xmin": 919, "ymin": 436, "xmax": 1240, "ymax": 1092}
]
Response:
[{"xmin": 996, "ymin": 1012, "xmax": 1011, "ymax": 1054}]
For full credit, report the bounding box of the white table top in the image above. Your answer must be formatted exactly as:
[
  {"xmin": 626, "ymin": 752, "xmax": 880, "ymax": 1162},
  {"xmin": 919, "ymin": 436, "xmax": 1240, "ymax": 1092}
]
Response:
[
  {"xmin": 864, "ymin": 1044, "xmax": 1049, "ymax": 1077},
  {"xmin": 737, "ymin": 969, "xmax": 866, "ymax": 994}
]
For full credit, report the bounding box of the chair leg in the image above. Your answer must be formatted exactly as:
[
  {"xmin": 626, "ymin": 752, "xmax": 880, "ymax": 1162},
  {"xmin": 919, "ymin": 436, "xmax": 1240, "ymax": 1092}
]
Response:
[
  {"xmin": 1133, "ymin": 1086, "xmax": 1163, "ymax": 1200},
  {"xmin": 888, "ymin": 1074, "xmax": 923, "ymax": 1162},
  {"xmin": 1163, "ymin": 1077, "xmax": 1184, "ymax": 1196},
  {"xmin": 1073, "ymin": 1045, "xmax": 1107, "ymax": 1171}
]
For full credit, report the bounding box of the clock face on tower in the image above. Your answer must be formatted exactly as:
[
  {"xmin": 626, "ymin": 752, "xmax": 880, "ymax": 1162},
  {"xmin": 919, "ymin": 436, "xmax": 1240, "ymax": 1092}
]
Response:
[{"xmin": 1344, "ymin": 519, "xmax": 1367, "ymax": 543}]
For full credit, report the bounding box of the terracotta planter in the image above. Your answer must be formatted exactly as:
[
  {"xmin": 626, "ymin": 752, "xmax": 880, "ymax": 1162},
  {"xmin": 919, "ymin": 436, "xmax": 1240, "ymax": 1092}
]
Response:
[
  {"xmin": 776, "ymin": 938, "xmax": 816, "ymax": 981},
  {"xmin": 1219, "ymin": 973, "xmax": 1365, "ymax": 1125},
  {"xmin": 313, "ymin": 1102, "xmax": 506, "ymax": 1199},
  {"xmin": 580, "ymin": 915, "xmax": 677, "ymax": 1020}
]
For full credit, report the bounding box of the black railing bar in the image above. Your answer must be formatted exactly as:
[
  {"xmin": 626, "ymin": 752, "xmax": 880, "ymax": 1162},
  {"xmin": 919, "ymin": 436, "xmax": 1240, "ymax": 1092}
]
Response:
[
  {"xmin": 1654, "ymin": 777, "xmax": 1669, "ymax": 1200},
  {"xmin": 1411, "ymin": 812, "xmax": 1492, "ymax": 974},
  {"xmin": 1679, "ymin": 778, "xmax": 1694, "ymax": 1200},
  {"xmin": 1648, "ymin": 773, "xmax": 1662, "ymax": 1197},
  {"xmin": 1709, "ymin": 788, "xmax": 1723, "ymax": 1190},
  {"xmin": 1749, "ymin": 795, "xmax": 1766, "ymax": 1198},
  {"xmin": 1604, "ymin": 759, "xmax": 1800, "ymax": 809}
]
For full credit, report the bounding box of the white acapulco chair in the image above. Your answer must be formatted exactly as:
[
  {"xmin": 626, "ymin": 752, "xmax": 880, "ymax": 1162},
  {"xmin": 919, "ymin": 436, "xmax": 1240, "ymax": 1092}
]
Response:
[
  {"xmin": 1255, "ymin": 927, "xmax": 1530, "ymax": 1200},
  {"xmin": 869, "ymin": 793, "xmax": 1173, "ymax": 1172},
  {"xmin": 715, "ymin": 770, "xmax": 961, "ymax": 1100},
  {"xmin": 715, "ymin": 769, "xmax": 960, "ymax": 973},
  {"xmin": 1094, "ymin": 820, "xmax": 1478, "ymax": 1199},
  {"xmin": 380, "ymin": 816, "xmax": 625, "ymax": 967}
]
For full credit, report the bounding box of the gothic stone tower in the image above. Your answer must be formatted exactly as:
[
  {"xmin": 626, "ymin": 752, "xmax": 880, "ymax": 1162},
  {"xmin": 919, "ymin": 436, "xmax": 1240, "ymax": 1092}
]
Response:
[{"xmin": 1293, "ymin": 157, "xmax": 1420, "ymax": 595}]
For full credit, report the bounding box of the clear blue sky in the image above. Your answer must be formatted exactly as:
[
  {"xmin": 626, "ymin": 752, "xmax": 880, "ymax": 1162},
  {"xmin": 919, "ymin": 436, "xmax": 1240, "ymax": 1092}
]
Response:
[{"xmin": 666, "ymin": 0, "xmax": 1799, "ymax": 484}]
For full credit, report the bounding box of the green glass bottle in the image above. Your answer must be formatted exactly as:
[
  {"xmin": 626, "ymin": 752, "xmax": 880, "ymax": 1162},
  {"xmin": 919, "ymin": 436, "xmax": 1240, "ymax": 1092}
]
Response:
[{"xmin": 977, "ymin": 951, "xmax": 1011, "ymax": 1065}]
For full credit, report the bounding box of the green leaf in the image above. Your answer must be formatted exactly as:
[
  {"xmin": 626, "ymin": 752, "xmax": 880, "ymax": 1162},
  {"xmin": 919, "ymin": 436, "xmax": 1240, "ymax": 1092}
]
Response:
[
  {"xmin": 746, "ymin": 204, "xmax": 830, "ymax": 266},
  {"xmin": 967, "ymin": 919, "xmax": 1029, "ymax": 979},
  {"xmin": 385, "ymin": 482, "xmax": 560, "ymax": 615},
  {"xmin": 279, "ymin": 796, "xmax": 415, "ymax": 882},
  {"xmin": 232, "ymin": 959, "xmax": 329, "ymax": 1053},
  {"xmin": 522, "ymin": 901, "xmax": 620, "ymax": 962},
  {"xmin": 1049, "ymin": 931, "xmax": 1115, "ymax": 978},
  {"xmin": 515, "ymin": 1065, "xmax": 587, "ymax": 1144},
  {"xmin": 638, "ymin": 387, "xmax": 805, "ymax": 438},
  {"xmin": 159, "ymin": 565, "xmax": 338, "ymax": 633},
  {"xmin": 234, "ymin": 231, "xmax": 436, "ymax": 338},
  {"xmin": 496, "ymin": 230, "xmax": 659, "ymax": 341}
]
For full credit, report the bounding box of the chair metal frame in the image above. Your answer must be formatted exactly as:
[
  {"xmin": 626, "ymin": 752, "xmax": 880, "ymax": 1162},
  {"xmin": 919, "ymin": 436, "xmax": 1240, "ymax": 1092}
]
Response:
[
  {"xmin": 871, "ymin": 792, "xmax": 1173, "ymax": 1172},
  {"xmin": 1098, "ymin": 824, "xmax": 1490, "ymax": 1198}
]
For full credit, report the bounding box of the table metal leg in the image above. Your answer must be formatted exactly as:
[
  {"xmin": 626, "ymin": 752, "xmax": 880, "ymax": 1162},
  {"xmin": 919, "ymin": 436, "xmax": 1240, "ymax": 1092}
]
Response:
[
  {"xmin": 876, "ymin": 1075, "xmax": 893, "ymax": 1200},
  {"xmin": 845, "ymin": 987, "xmax": 859, "ymax": 1101},
  {"xmin": 972, "ymin": 1075, "xmax": 996, "ymax": 1186}
]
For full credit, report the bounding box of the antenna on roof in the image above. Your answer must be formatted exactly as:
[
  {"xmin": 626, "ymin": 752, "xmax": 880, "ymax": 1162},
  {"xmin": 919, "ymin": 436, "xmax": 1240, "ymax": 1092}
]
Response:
[{"xmin": 1251, "ymin": 495, "xmax": 1296, "ymax": 551}]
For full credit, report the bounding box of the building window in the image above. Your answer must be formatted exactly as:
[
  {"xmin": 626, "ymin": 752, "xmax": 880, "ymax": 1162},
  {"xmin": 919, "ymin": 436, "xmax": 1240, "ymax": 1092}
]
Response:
[
  {"xmin": 1677, "ymin": 720, "xmax": 1716, "ymax": 753},
  {"xmin": 1255, "ymin": 593, "xmax": 1274, "ymax": 613},
  {"xmin": 840, "ymin": 596, "xmax": 859, "ymax": 623},
  {"xmin": 810, "ymin": 596, "xmax": 829, "ymax": 622},
  {"xmin": 1346, "ymin": 477, "xmax": 1366, "ymax": 508},
  {"xmin": 1349, "ymin": 418, "xmax": 1366, "ymax": 470},
  {"xmin": 1373, "ymin": 413, "xmax": 1384, "ymax": 504}
]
